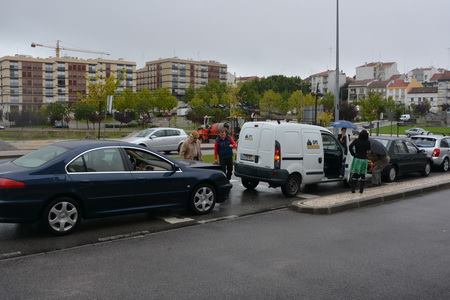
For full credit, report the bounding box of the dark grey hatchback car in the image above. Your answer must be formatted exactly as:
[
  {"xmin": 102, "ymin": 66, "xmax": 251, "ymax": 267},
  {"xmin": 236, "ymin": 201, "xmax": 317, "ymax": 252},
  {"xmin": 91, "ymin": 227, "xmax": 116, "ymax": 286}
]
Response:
[
  {"xmin": 0, "ymin": 140, "xmax": 231, "ymax": 235},
  {"xmin": 371, "ymin": 137, "xmax": 431, "ymax": 182}
]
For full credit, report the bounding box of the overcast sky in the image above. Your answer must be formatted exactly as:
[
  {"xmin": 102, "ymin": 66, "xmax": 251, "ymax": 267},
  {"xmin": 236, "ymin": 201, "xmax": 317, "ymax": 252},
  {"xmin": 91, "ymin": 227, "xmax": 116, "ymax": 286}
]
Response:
[{"xmin": 1, "ymin": 0, "xmax": 449, "ymax": 78}]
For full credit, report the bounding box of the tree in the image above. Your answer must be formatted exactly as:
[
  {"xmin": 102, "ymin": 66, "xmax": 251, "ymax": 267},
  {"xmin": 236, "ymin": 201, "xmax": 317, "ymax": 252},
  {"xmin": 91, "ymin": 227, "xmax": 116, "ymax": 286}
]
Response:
[
  {"xmin": 339, "ymin": 102, "xmax": 358, "ymax": 121},
  {"xmin": 73, "ymin": 101, "xmax": 97, "ymax": 129},
  {"xmin": 317, "ymin": 111, "xmax": 333, "ymax": 126},
  {"xmin": 153, "ymin": 88, "xmax": 178, "ymax": 111},
  {"xmin": 44, "ymin": 102, "xmax": 68, "ymax": 125},
  {"xmin": 135, "ymin": 89, "xmax": 156, "ymax": 126},
  {"xmin": 411, "ymin": 100, "xmax": 431, "ymax": 117},
  {"xmin": 83, "ymin": 76, "xmax": 120, "ymax": 137},
  {"xmin": 288, "ymin": 90, "xmax": 305, "ymax": 121},
  {"xmin": 224, "ymin": 86, "xmax": 241, "ymax": 117},
  {"xmin": 320, "ymin": 92, "xmax": 335, "ymax": 112},
  {"xmin": 114, "ymin": 88, "xmax": 137, "ymax": 112},
  {"xmin": 260, "ymin": 90, "xmax": 283, "ymax": 118},
  {"xmin": 359, "ymin": 92, "xmax": 383, "ymax": 123}
]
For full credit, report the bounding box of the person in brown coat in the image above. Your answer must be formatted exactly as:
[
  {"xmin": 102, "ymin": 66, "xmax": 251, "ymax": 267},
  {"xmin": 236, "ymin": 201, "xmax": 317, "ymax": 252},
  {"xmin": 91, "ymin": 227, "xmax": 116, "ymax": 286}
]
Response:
[{"xmin": 179, "ymin": 131, "xmax": 202, "ymax": 161}]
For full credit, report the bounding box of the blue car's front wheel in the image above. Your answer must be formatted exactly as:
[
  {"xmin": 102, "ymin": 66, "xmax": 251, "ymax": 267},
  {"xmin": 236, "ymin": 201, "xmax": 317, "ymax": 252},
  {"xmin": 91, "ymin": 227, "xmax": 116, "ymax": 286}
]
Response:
[{"xmin": 190, "ymin": 184, "xmax": 216, "ymax": 215}]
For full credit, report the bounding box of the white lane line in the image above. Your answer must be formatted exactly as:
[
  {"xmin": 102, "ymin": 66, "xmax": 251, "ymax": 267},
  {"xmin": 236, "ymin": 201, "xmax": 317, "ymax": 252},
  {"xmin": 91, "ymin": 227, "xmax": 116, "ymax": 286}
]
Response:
[
  {"xmin": 98, "ymin": 230, "xmax": 149, "ymax": 242},
  {"xmin": 295, "ymin": 193, "xmax": 319, "ymax": 199},
  {"xmin": 0, "ymin": 251, "xmax": 22, "ymax": 259},
  {"xmin": 160, "ymin": 216, "xmax": 195, "ymax": 224},
  {"xmin": 197, "ymin": 215, "xmax": 238, "ymax": 224}
]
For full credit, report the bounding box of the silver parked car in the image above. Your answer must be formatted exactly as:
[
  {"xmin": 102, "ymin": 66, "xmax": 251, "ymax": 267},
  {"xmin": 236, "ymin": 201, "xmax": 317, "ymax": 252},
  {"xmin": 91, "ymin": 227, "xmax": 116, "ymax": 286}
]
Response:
[
  {"xmin": 123, "ymin": 127, "xmax": 188, "ymax": 154},
  {"xmin": 410, "ymin": 135, "xmax": 450, "ymax": 172},
  {"xmin": 405, "ymin": 127, "xmax": 429, "ymax": 137}
]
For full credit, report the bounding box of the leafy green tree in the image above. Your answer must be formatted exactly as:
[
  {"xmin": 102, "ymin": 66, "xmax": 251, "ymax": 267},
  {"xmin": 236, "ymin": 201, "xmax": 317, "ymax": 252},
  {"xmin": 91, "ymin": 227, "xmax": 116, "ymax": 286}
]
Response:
[
  {"xmin": 43, "ymin": 102, "xmax": 69, "ymax": 125},
  {"xmin": 320, "ymin": 92, "xmax": 335, "ymax": 112},
  {"xmin": 339, "ymin": 102, "xmax": 358, "ymax": 121},
  {"xmin": 260, "ymin": 90, "xmax": 283, "ymax": 118},
  {"xmin": 73, "ymin": 101, "xmax": 97, "ymax": 129},
  {"xmin": 135, "ymin": 89, "xmax": 155, "ymax": 126},
  {"xmin": 360, "ymin": 92, "xmax": 383, "ymax": 123},
  {"xmin": 411, "ymin": 100, "xmax": 431, "ymax": 117},
  {"xmin": 288, "ymin": 90, "xmax": 304, "ymax": 121},
  {"xmin": 83, "ymin": 76, "xmax": 120, "ymax": 137},
  {"xmin": 224, "ymin": 86, "xmax": 241, "ymax": 117},
  {"xmin": 114, "ymin": 88, "xmax": 137, "ymax": 112},
  {"xmin": 153, "ymin": 88, "xmax": 178, "ymax": 111}
]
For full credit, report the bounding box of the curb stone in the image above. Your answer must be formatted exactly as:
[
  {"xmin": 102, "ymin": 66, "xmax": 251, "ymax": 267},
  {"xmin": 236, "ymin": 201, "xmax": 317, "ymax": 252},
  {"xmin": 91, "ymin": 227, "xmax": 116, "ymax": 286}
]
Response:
[{"xmin": 291, "ymin": 178, "xmax": 450, "ymax": 215}]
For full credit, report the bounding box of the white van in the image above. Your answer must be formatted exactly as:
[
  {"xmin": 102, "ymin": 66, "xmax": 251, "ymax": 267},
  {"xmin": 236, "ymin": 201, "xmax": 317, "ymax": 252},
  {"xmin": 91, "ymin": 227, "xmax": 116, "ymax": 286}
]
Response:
[
  {"xmin": 235, "ymin": 122, "xmax": 352, "ymax": 197},
  {"xmin": 399, "ymin": 114, "xmax": 411, "ymax": 121}
]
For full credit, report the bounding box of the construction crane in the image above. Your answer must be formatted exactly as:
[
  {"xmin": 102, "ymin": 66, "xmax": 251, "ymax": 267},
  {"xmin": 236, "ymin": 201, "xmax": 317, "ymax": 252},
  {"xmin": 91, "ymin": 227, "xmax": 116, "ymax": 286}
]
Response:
[{"xmin": 31, "ymin": 40, "xmax": 110, "ymax": 58}]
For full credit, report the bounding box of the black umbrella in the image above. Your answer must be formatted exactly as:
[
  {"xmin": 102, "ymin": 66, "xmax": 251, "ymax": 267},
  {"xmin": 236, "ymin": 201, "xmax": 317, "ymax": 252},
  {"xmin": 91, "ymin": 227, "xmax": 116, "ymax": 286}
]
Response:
[{"xmin": 369, "ymin": 138, "xmax": 388, "ymax": 156}]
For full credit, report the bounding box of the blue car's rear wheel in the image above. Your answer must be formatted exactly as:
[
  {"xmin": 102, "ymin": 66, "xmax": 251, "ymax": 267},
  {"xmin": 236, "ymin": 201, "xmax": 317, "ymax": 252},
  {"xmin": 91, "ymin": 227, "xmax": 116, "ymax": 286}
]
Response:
[{"xmin": 44, "ymin": 197, "xmax": 80, "ymax": 235}]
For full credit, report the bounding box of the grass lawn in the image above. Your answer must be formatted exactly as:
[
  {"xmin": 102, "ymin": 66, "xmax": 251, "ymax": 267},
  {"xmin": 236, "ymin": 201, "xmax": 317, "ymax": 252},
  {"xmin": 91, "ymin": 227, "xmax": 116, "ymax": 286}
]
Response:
[
  {"xmin": 170, "ymin": 154, "xmax": 216, "ymax": 164},
  {"xmin": 375, "ymin": 124, "xmax": 450, "ymax": 135},
  {"xmin": 0, "ymin": 129, "xmax": 135, "ymax": 141}
]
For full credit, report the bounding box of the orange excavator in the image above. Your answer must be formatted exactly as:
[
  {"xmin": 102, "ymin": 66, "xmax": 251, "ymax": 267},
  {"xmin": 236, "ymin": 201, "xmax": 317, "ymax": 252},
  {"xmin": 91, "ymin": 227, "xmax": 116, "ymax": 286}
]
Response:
[{"xmin": 197, "ymin": 116, "xmax": 244, "ymax": 143}]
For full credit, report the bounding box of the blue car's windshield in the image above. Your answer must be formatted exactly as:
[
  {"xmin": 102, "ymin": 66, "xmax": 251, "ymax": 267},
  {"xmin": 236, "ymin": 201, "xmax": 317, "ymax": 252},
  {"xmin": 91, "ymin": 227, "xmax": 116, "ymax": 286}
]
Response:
[{"xmin": 13, "ymin": 145, "xmax": 68, "ymax": 168}]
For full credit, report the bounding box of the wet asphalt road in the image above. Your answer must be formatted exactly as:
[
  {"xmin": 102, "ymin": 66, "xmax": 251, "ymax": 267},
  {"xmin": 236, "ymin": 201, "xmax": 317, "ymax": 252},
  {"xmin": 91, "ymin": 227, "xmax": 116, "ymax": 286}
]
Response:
[
  {"xmin": 0, "ymin": 171, "xmax": 445, "ymax": 260},
  {"xmin": 0, "ymin": 189, "xmax": 449, "ymax": 299}
]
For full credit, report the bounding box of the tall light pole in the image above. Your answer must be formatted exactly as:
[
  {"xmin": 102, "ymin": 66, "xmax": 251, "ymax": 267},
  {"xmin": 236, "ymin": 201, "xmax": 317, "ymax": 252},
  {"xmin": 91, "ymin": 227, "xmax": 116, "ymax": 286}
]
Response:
[{"xmin": 334, "ymin": 0, "xmax": 340, "ymax": 127}]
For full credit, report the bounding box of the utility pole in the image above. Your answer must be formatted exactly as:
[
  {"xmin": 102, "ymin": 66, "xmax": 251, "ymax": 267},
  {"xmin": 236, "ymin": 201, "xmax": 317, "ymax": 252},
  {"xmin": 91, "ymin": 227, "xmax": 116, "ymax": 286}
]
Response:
[
  {"xmin": 314, "ymin": 82, "xmax": 319, "ymax": 125},
  {"xmin": 334, "ymin": 0, "xmax": 340, "ymax": 130}
]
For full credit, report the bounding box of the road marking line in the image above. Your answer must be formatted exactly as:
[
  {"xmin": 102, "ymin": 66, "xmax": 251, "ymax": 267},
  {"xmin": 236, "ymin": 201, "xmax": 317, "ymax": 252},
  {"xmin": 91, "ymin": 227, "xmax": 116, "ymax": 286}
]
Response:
[
  {"xmin": 0, "ymin": 251, "xmax": 22, "ymax": 259},
  {"xmin": 98, "ymin": 230, "xmax": 149, "ymax": 242},
  {"xmin": 296, "ymin": 193, "xmax": 319, "ymax": 199},
  {"xmin": 197, "ymin": 215, "xmax": 238, "ymax": 224},
  {"xmin": 160, "ymin": 216, "xmax": 195, "ymax": 224}
]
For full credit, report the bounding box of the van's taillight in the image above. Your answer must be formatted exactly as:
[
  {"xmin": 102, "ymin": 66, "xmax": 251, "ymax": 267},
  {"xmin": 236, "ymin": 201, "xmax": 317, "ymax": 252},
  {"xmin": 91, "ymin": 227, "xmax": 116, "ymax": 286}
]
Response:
[
  {"xmin": 0, "ymin": 178, "xmax": 25, "ymax": 189},
  {"xmin": 274, "ymin": 141, "xmax": 281, "ymax": 169},
  {"xmin": 432, "ymin": 148, "xmax": 440, "ymax": 157}
]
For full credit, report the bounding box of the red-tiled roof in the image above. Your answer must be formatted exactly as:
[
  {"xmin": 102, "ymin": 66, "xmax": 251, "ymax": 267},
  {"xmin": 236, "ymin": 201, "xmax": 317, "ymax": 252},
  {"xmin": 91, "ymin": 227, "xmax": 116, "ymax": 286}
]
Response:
[
  {"xmin": 437, "ymin": 71, "xmax": 450, "ymax": 81},
  {"xmin": 408, "ymin": 87, "xmax": 438, "ymax": 94},
  {"xmin": 348, "ymin": 79, "xmax": 374, "ymax": 87},
  {"xmin": 368, "ymin": 80, "xmax": 389, "ymax": 88},
  {"xmin": 310, "ymin": 70, "xmax": 331, "ymax": 77},
  {"xmin": 388, "ymin": 74, "xmax": 402, "ymax": 81},
  {"xmin": 357, "ymin": 61, "xmax": 395, "ymax": 68},
  {"xmin": 430, "ymin": 73, "xmax": 443, "ymax": 81},
  {"xmin": 387, "ymin": 79, "xmax": 408, "ymax": 88}
]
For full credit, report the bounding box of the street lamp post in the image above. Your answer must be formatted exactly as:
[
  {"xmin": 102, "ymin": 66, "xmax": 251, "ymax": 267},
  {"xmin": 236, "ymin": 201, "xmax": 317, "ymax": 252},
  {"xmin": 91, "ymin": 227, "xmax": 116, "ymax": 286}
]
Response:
[
  {"xmin": 334, "ymin": 0, "xmax": 340, "ymax": 132},
  {"xmin": 314, "ymin": 82, "xmax": 319, "ymax": 125}
]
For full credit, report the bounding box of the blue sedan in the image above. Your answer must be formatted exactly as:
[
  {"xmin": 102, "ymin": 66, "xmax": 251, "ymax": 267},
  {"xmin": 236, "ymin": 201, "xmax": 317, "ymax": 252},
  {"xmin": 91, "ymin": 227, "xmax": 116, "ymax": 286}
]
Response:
[{"xmin": 0, "ymin": 140, "xmax": 232, "ymax": 235}]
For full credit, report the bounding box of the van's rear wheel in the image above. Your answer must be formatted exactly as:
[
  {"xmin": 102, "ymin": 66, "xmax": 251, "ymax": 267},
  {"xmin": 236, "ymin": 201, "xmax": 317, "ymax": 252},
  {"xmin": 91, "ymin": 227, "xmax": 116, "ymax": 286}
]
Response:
[
  {"xmin": 281, "ymin": 174, "xmax": 301, "ymax": 197},
  {"xmin": 241, "ymin": 178, "xmax": 259, "ymax": 190}
]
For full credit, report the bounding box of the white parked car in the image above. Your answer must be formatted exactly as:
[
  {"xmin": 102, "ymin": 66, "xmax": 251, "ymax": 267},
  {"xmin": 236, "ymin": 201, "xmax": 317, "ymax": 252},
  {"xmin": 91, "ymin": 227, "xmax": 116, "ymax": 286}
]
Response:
[
  {"xmin": 235, "ymin": 122, "xmax": 353, "ymax": 197},
  {"xmin": 123, "ymin": 127, "xmax": 188, "ymax": 154}
]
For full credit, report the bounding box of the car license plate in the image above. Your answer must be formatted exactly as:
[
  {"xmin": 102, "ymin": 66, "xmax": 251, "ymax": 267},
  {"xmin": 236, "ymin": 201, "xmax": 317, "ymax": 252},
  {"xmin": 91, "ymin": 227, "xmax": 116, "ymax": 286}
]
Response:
[{"xmin": 240, "ymin": 154, "xmax": 254, "ymax": 162}]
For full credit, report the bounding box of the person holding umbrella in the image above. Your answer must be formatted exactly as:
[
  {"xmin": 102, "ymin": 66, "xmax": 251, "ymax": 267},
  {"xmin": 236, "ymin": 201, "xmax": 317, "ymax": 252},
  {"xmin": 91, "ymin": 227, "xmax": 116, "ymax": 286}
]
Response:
[
  {"xmin": 368, "ymin": 138, "xmax": 390, "ymax": 186},
  {"xmin": 348, "ymin": 129, "xmax": 371, "ymax": 193}
]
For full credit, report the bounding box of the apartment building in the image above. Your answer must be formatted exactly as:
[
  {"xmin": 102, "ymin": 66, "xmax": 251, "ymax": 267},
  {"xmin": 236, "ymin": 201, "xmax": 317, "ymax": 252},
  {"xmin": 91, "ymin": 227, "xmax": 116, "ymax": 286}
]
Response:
[
  {"xmin": 136, "ymin": 58, "xmax": 227, "ymax": 98},
  {"xmin": 347, "ymin": 79, "xmax": 374, "ymax": 103},
  {"xmin": 406, "ymin": 87, "xmax": 438, "ymax": 110},
  {"xmin": 0, "ymin": 55, "xmax": 136, "ymax": 114},
  {"xmin": 437, "ymin": 71, "xmax": 450, "ymax": 108},
  {"xmin": 387, "ymin": 78, "xmax": 422, "ymax": 104},
  {"xmin": 309, "ymin": 70, "xmax": 346, "ymax": 95},
  {"xmin": 355, "ymin": 61, "xmax": 399, "ymax": 81}
]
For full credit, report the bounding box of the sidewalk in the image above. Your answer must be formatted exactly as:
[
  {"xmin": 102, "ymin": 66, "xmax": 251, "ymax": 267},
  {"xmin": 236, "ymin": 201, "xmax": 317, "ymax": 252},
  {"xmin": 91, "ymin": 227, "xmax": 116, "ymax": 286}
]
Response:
[{"xmin": 291, "ymin": 173, "xmax": 450, "ymax": 214}]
